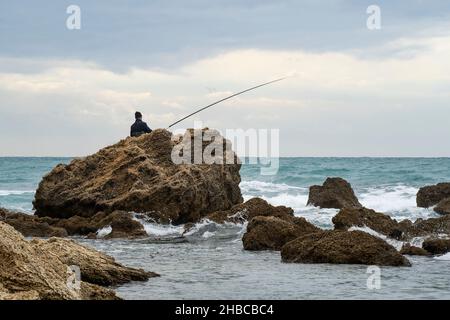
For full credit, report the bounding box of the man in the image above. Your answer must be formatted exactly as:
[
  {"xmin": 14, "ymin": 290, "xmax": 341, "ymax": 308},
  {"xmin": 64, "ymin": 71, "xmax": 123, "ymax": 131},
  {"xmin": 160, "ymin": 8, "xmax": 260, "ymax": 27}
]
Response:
[{"xmin": 130, "ymin": 111, "xmax": 152, "ymax": 137}]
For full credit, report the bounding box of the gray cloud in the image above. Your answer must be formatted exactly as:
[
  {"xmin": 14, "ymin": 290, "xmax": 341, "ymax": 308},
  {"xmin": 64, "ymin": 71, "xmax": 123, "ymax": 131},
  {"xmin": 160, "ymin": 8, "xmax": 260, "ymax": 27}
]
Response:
[{"xmin": 1, "ymin": 0, "xmax": 449, "ymax": 72}]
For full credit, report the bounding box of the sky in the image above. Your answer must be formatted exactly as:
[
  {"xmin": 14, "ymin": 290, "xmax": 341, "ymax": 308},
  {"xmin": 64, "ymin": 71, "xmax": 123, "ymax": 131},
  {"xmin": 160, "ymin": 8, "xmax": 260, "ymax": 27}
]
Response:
[{"xmin": 0, "ymin": 0, "xmax": 449, "ymax": 157}]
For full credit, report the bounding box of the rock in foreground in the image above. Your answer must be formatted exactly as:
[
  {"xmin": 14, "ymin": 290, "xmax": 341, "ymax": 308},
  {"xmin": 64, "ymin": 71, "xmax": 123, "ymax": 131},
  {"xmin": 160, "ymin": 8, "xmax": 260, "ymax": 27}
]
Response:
[
  {"xmin": 281, "ymin": 230, "xmax": 411, "ymax": 267},
  {"xmin": 417, "ymin": 183, "xmax": 450, "ymax": 208},
  {"xmin": 32, "ymin": 238, "xmax": 158, "ymax": 286},
  {"xmin": 33, "ymin": 129, "xmax": 243, "ymax": 224},
  {"xmin": 242, "ymin": 216, "xmax": 320, "ymax": 251},
  {"xmin": 0, "ymin": 222, "xmax": 154, "ymax": 300},
  {"xmin": 307, "ymin": 177, "xmax": 362, "ymax": 209}
]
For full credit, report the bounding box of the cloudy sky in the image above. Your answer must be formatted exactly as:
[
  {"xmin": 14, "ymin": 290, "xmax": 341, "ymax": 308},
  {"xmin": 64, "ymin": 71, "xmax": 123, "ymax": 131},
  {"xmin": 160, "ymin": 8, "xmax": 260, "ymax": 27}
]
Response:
[{"xmin": 0, "ymin": 0, "xmax": 449, "ymax": 156}]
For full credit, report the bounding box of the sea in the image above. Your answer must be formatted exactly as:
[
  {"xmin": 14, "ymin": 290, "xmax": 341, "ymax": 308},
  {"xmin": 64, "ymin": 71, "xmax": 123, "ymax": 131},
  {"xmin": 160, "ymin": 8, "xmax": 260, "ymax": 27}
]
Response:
[{"xmin": 1, "ymin": 157, "xmax": 450, "ymax": 299}]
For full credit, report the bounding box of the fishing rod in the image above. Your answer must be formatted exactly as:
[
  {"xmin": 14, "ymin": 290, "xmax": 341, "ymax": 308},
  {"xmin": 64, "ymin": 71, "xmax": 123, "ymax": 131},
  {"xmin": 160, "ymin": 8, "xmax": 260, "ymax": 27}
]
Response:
[{"xmin": 167, "ymin": 77, "xmax": 287, "ymax": 128}]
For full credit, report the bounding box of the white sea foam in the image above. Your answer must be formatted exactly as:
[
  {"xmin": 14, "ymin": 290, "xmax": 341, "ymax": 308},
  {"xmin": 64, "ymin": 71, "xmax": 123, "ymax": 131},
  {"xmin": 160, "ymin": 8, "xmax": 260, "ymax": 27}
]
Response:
[
  {"xmin": 202, "ymin": 231, "xmax": 216, "ymax": 239},
  {"xmin": 135, "ymin": 219, "xmax": 184, "ymax": 237},
  {"xmin": 349, "ymin": 226, "xmax": 404, "ymax": 250},
  {"xmin": 241, "ymin": 181, "xmax": 436, "ymax": 228},
  {"xmin": 0, "ymin": 190, "xmax": 35, "ymax": 196},
  {"xmin": 240, "ymin": 180, "xmax": 306, "ymax": 194},
  {"xmin": 96, "ymin": 225, "xmax": 112, "ymax": 238},
  {"xmin": 359, "ymin": 185, "xmax": 417, "ymax": 211},
  {"xmin": 260, "ymin": 193, "xmax": 309, "ymax": 210},
  {"xmin": 435, "ymin": 253, "xmax": 450, "ymax": 261}
]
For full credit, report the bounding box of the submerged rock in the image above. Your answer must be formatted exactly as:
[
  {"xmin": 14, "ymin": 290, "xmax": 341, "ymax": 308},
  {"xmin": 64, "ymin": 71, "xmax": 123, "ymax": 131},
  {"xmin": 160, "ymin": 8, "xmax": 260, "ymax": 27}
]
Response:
[
  {"xmin": 281, "ymin": 230, "xmax": 411, "ymax": 267},
  {"xmin": 422, "ymin": 239, "xmax": 450, "ymax": 255},
  {"xmin": 0, "ymin": 221, "xmax": 155, "ymax": 300},
  {"xmin": 207, "ymin": 197, "xmax": 294, "ymax": 224},
  {"xmin": 332, "ymin": 207, "xmax": 405, "ymax": 239},
  {"xmin": 399, "ymin": 244, "xmax": 430, "ymax": 256},
  {"xmin": 33, "ymin": 128, "xmax": 243, "ymax": 224},
  {"xmin": 242, "ymin": 216, "xmax": 320, "ymax": 251},
  {"xmin": 434, "ymin": 198, "xmax": 450, "ymax": 215},
  {"xmin": 417, "ymin": 183, "xmax": 450, "ymax": 208},
  {"xmin": 0, "ymin": 222, "xmax": 115, "ymax": 299},
  {"xmin": 307, "ymin": 177, "xmax": 362, "ymax": 209}
]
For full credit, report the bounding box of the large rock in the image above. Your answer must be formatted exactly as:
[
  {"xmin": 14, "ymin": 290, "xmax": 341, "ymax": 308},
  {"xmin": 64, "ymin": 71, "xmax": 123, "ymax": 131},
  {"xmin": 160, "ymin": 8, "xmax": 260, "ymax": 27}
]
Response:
[
  {"xmin": 33, "ymin": 128, "xmax": 243, "ymax": 224},
  {"xmin": 0, "ymin": 222, "xmax": 154, "ymax": 300},
  {"xmin": 307, "ymin": 177, "xmax": 362, "ymax": 209},
  {"xmin": 207, "ymin": 197, "xmax": 294, "ymax": 224},
  {"xmin": 422, "ymin": 239, "xmax": 450, "ymax": 255},
  {"xmin": 32, "ymin": 238, "xmax": 158, "ymax": 286},
  {"xmin": 242, "ymin": 216, "xmax": 320, "ymax": 251},
  {"xmin": 281, "ymin": 230, "xmax": 411, "ymax": 267},
  {"xmin": 332, "ymin": 207, "xmax": 406, "ymax": 239},
  {"xmin": 434, "ymin": 198, "xmax": 450, "ymax": 215},
  {"xmin": 417, "ymin": 183, "xmax": 450, "ymax": 208}
]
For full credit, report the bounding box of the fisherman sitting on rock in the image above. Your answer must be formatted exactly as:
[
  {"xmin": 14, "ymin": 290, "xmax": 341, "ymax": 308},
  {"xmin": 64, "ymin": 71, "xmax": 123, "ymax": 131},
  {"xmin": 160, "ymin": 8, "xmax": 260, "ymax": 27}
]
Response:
[{"xmin": 130, "ymin": 111, "xmax": 152, "ymax": 137}]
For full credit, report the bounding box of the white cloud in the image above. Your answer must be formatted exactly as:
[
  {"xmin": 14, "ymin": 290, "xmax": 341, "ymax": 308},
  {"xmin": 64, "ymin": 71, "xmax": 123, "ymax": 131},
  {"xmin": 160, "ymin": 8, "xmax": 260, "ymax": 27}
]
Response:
[{"xmin": 0, "ymin": 33, "xmax": 450, "ymax": 156}]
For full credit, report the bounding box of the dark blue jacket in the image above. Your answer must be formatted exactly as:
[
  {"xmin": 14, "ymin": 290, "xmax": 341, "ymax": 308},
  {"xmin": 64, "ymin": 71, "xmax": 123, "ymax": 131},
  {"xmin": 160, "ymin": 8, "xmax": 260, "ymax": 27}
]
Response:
[{"xmin": 130, "ymin": 119, "xmax": 152, "ymax": 137}]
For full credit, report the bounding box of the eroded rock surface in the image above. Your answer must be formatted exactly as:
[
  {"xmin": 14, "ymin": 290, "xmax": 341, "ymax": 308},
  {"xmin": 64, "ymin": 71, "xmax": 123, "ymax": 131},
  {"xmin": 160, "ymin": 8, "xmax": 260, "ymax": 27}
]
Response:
[
  {"xmin": 281, "ymin": 230, "xmax": 411, "ymax": 267},
  {"xmin": 417, "ymin": 183, "xmax": 450, "ymax": 208},
  {"xmin": 207, "ymin": 197, "xmax": 294, "ymax": 224},
  {"xmin": 332, "ymin": 207, "xmax": 405, "ymax": 239},
  {"xmin": 33, "ymin": 129, "xmax": 243, "ymax": 224},
  {"xmin": 434, "ymin": 198, "xmax": 450, "ymax": 215},
  {"xmin": 0, "ymin": 222, "xmax": 154, "ymax": 300},
  {"xmin": 242, "ymin": 216, "xmax": 320, "ymax": 251},
  {"xmin": 307, "ymin": 177, "xmax": 362, "ymax": 209}
]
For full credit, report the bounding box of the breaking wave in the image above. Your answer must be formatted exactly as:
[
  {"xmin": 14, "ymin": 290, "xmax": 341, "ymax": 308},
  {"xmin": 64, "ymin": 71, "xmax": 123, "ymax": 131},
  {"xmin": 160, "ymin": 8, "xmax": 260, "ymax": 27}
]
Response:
[{"xmin": 0, "ymin": 190, "xmax": 35, "ymax": 196}]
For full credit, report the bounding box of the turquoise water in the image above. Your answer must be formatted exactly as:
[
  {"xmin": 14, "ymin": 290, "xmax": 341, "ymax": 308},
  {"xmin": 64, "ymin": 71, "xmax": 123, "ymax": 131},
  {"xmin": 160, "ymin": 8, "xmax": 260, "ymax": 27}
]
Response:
[
  {"xmin": 2, "ymin": 157, "xmax": 450, "ymax": 215},
  {"xmin": 2, "ymin": 157, "xmax": 450, "ymax": 299}
]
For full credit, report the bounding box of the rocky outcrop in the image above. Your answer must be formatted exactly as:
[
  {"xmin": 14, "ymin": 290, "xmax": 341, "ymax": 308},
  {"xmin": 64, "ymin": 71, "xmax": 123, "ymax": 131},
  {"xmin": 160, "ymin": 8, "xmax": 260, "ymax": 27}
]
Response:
[
  {"xmin": 332, "ymin": 207, "xmax": 405, "ymax": 239},
  {"xmin": 0, "ymin": 222, "xmax": 154, "ymax": 300},
  {"xmin": 207, "ymin": 197, "xmax": 294, "ymax": 224},
  {"xmin": 0, "ymin": 208, "xmax": 148, "ymax": 239},
  {"xmin": 307, "ymin": 177, "xmax": 362, "ymax": 209},
  {"xmin": 281, "ymin": 230, "xmax": 411, "ymax": 267},
  {"xmin": 434, "ymin": 198, "xmax": 450, "ymax": 215},
  {"xmin": 332, "ymin": 206, "xmax": 450, "ymax": 241},
  {"xmin": 399, "ymin": 244, "xmax": 430, "ymax": 256},
  {"xmin": 403, "ymin": 215, "xmax": 450, "ymax": 239},
  {"xmin": 33, "ymin": 128, "xmax": 243, "ymax": 224},
  {"xmin": 0, "ymin": 208, "xmax": 68, "ymax": 237},
  {"xmin": 417, "ymin": 183, "xmax": 450, "ymax": 208},
  {"xmin": 422, "ymin": 239, "xmax": 450, "ymax": 255},
  {"xmin": 242, "ymin": 216, "xmax": 320, "ymax": 251},
  {"xmin": 31, "ymin": 238, "xmax": 158, "ymax": 286}
]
